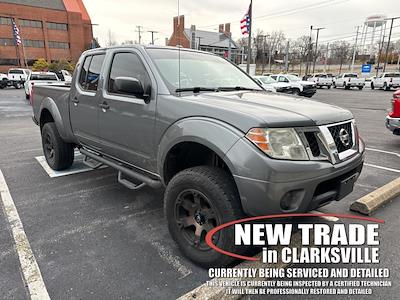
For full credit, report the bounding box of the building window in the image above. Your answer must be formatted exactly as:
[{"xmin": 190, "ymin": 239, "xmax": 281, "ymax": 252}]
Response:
[
  {"xmin": 47, "ymin": 22, "xmax": 67, "ymax": 31},
  {"xmin": 23, "ymin": 40, "xmax": 45, "ymax": 48},
  {"xmin": 0, "ymin": 38, "xmax": 15, "ymax": 46},
  {"xmin": 0, "ymin": 16, "xmax": 12, "ymax": 25},
  {"xmin": 19, "ymin": 19, "xmax": 42, "ymax": 28},
  {"xmin": 48, "ymin": 41, "xmax": 69, "ymax": 49},
  {"xmin": 0, "ymin": 59, "xmax": 19, "ymax": 66}
]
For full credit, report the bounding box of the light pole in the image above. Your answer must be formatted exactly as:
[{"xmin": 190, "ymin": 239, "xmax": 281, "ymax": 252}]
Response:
[
  {"xmin": 312, "ymin": 27, "xmax": 325, "ymax": 74},
  {"xmin": 351, "ymin": 26, "xmax": 360, "ymax": 72},
  {"xmin": 305, "ymin": 25, "xmax": 313, "ymax": 76},
  {"xmin": 383, "ymin": 17, "xmax": 400, "ymax": 72}
]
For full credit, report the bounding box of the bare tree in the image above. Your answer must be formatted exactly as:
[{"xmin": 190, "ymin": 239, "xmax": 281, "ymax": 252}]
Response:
[{"xmin": 331, "ymin": 41, "xmax": 351, "ymax": 74}]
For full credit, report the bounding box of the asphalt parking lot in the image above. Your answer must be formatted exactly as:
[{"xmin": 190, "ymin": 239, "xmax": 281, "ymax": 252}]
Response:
[{"xmin": 0, "ymin": 86, "xmax": 399, "ymax": 299}]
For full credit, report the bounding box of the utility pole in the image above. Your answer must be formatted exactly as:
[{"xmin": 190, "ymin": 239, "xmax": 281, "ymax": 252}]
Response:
[
  {"xmin": 312, "ymin": 27, "xmax": 325, "ymax": 74},
  {"xmin": 246, "ymin": 0, "xmax": 253, "ymax": 74},
  {"xmin": 324, "ymin": 42, "xmax": 329, "ymax": 72},
  {"xmin": 383, "ymin": 17, "xmax": 400, "ymax": 72},
  {"xmin": 376, "ymin": 35, "xmax": 386, "ymax": 77},
  {"xmin": 136, "ymin": 25, "xmax": 143, "ymax": 44},
  {"xmin": 148, "ymin": 30, "xmax": 158, "ymax": 45},
  {"xmin": 351, "ymin": 26, "xmax": 361, "ymax": 72},
  {"xmin": 284, "ymin": 40, "xmax": 290, "ymax": 72},
  {"xmin": 305, "ymin": 25, "xmax": 313, "ymax": 76}
]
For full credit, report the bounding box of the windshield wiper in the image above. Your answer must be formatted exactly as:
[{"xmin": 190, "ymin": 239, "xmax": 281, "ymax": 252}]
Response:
[
  {"xmin": 217, "ymin": 86, "xmax": 260, "ymax": 92},
  {"xmin": 175, "ymin": 87, "xmax": 218, "ymax": 93}
]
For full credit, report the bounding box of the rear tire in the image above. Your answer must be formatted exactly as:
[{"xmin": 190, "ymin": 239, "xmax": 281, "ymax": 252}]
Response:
[
  {"xmin": 25, "ymin": 93, "xmax": 30, "ymax": 100},
  {"xmin": 327, "ymin": 85, "xmax": 332, "ymax": 89},
  {"xmin": 345, "ymin": 85, "xmax": 350, "ymax": 90},
  {"xmin": 358, "ymin": 86, "xmax": 363, "ymax": 90},
  {"xmin": 41, "ymin": 122, "xmax": 74, "ymax": 171},
  {"xmin": 164, "ymin": 166, "xmax": 244, "ymax": 268},
  {"xmin": 384, "ymin": 83, "xmax": 390, "ymax": 91},
  {"xmin": 371, "ymin": 82, "xmax": 374, "ymax": 89}
]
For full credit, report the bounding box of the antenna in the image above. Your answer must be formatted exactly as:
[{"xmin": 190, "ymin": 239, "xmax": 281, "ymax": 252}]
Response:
[{"xmin": 178, "ymin": 0, "xmax": 181, "ymax": 91}]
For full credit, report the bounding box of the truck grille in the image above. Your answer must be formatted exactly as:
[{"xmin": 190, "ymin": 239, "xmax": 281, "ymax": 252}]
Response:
[
  {"xmin": 328, "ymin": 122, "xmax": 353, "ymax": 153},
  {"xmin": 304, "ymin": 132, "xmax": 321, "ymax": 157}
]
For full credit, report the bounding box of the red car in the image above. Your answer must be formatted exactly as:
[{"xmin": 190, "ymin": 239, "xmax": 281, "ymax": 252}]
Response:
[{"xmin": 386, "ymin": 89, "xmax": 400, "ymax": 135}]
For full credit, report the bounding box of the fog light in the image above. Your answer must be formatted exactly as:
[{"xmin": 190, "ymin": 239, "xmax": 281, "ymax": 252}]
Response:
[{"xmin": 280, "ymin": 190, "xmax": 305, "ymax": 211}]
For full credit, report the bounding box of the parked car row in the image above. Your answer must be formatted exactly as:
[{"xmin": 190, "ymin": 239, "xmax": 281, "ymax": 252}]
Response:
[
  {"xmin": 253, "ymin": 74, "xmax": 317, "ymax": 97},
  {"xmin": 0, "ymin": 68, "xmax": 72, "ymax": 91}
]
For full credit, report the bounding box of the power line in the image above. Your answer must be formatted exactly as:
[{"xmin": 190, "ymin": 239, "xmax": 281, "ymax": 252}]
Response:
[{"xmin": 197, "ymin": 0, "xmax": 348, "ymax": 29}]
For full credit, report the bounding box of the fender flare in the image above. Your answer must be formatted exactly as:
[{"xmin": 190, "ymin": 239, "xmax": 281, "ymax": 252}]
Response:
[
  {"xmin": 39, "ymin": 97, "xmax": 69, "ymax": 140},
  {"xmin": 157, "ymin": 117, "xmax": 244, "ymax": 184}
]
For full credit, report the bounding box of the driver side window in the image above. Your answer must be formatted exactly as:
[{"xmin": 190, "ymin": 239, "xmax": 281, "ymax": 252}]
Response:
[{"xmin": 108, "ymin": 52, "xmax": 150, "ymax": 96}]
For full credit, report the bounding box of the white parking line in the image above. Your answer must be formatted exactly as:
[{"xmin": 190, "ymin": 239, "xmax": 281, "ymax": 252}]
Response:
[
  {"xmin": 0, "ymin": 170, "xmax": 50, "ymax": 300},
  {"xmin": 35, "ymin": 152, "xmax": 106, "ymax": 178},
  {"xmin": 365, "ymin": 147, "xmax": 400, "ymax": 158},
  {"xmin": 310, "ymin": 210, "xmax": 339, "ymax": 222},
  {"xmin": 365, "ymin": 163, "xmax": 400, "ymax": 174}
]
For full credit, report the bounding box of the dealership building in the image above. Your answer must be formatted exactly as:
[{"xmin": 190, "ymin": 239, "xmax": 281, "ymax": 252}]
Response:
[{"xmin": 0, "ymin": 0, "xmax": 94, "ymax": 71}]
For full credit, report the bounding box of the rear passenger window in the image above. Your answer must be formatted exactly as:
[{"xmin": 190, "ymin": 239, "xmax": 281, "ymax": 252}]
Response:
[
  {"xmin": 108, "ymin": 52, "xmax": 150, "ymax": 95},
  {"xmin": 87, "ymin": 54, "xmax": 105, "ymax": 91},
  {"xmin": 79, "ymin": 56, "xmax": 91, "ymax": 88},
  {"xmin": 79, "ymin": 54, "xmax": 105, "ymax": 91}
]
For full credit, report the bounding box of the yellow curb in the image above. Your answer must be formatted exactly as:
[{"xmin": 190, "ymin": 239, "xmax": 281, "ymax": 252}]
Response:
[
  {"xmin": 177, "ymin": 232, "xmax": 303, "ymax": 300},
  {"xmin": 350, "ymin": 177, "xmax": 400, "ymax": 215}
]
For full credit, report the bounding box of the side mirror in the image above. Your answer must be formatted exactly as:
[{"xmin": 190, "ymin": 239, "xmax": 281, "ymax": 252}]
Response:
[{"xmin": 113, "ymin": 77, "xmax": 150, "ymax": 100}]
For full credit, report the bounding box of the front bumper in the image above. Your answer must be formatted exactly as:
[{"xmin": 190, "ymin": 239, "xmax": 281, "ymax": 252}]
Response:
[
  {"xmin": 300, "ymin": 88, "xmax": 317, "ymax": 97},
  {"xmin": 226, "ymin": 137, "xmax": 364, "ymax": 216},
  {"xmin": 386, "ymin": 116, "xmax": 400, "ymax": 135}
]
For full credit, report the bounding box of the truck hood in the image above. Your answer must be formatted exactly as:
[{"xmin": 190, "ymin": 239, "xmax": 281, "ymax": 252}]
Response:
[{"xmin": 181, "ymin": 91, "xmax": 353, "ymax": 129}]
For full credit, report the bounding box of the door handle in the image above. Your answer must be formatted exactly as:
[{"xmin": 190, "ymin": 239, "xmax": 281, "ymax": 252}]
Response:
[
  {"xmin": 71, "ymin": 97, "xmax": 79, "ymax": 106},
  {"xmin": 99, "ymin": 102, "xmax": 110, "ymax": 111}
]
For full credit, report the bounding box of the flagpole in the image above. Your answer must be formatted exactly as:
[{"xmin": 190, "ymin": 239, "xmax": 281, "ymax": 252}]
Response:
[{"xmin": 246, "ymin": 0, "xmax": 252, "ymax": 73}]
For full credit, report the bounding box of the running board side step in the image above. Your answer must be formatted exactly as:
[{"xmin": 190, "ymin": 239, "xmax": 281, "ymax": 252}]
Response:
[
  {"xmin": 83, "ymin": 155, "xmax": 104, "ymax": 169},
  {"xmin": 80, "ymin": 148, "xmax": 162, "ymax": 189}
]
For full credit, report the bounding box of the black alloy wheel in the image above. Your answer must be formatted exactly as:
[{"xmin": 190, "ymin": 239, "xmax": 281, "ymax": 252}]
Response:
[{"xmin": 174, "ymin": 189, "xmax": 219, "ymax": 250}]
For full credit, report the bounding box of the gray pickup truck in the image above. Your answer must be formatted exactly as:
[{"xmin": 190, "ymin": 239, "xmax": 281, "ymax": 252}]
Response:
[{"xmin": 32, "ymin": 45, "xmax": 364, "ymax": 267}]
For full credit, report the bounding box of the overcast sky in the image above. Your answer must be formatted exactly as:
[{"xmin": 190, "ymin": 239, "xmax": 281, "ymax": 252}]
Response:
[{"xmin": 82, "ymin": 0, "xmax": 400, "ymax": 46}]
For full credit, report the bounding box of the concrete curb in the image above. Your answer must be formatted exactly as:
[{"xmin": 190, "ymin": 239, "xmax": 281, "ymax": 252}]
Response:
[
  {"xmin": 350, "ymin": 177, "xmax": 400, "ymax": 215},
  {"xmin": 177, "ymin": 232, "xmax": 303, "ymax": 300}
]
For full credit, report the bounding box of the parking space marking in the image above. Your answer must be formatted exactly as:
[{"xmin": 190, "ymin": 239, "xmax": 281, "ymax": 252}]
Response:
[
  {"xmin": 365, "ymin": 163, "xmax": 400, "ymax": 174},
  {"xmin": 0, "ymin": 170, "xmax": 50, "ymax": 300},
  {"xmin": 310, "ymin": 210, "xmax": 339, "ymax": 222},
  {"xmin": 365, "ymin": 147, "xmax": 400, "ymax": 158},
  {"xmin": 149, "ymin": 240, "xmax": 192, "ymax": 279},
  {"xmin": 35, "ymin": 152, "xmax": 106, "ymax": 178}
]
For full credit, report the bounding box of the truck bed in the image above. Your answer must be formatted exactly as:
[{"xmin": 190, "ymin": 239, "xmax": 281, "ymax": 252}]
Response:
[{"xmin": 32, "ymin": 85, "xmax": 71, "ymax": 126}]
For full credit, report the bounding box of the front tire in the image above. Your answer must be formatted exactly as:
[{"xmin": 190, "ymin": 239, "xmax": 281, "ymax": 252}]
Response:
[
  {"xmin": 371, "ymin": 82, "xmax": 375, "ymax": 89},
  {"xmin": 41, "ymin": 122, "xmax": 74, "ymax": 171},
  {"xmin": 164, "ymin": 166, "xmax": 244, "ymax": 268}
]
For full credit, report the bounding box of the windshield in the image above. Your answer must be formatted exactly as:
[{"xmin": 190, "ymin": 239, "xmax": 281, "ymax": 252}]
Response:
[
  {"xmin": 287, "ymin": 74, "xmax": 301, "ymax": 81},
  {"xmin": 147, "ymin": 49, "xmax": 261, "ymax": 92},
  {"xmin": 344, "ymin": 74, "xmax": 358, "ymax": 78},
  {"xmin": 258, "ymin": 76, "xmax": 277, "ymax": 84},
  {"xmin": 9, "ymin": 69, "xmax": 24, "ymax": 74},
  {"xmin": 30, "ymin": 74, "xmax": 58, "ymax": 81},
  {"xmin": 385, "ymin": 73, "xmax": 400, "ymax": 78}
]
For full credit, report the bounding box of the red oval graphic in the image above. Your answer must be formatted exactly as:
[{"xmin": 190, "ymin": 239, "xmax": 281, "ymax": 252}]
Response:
[{"xmin": 205, "ymin": 213, "xmax": 384, "ymax": 261}]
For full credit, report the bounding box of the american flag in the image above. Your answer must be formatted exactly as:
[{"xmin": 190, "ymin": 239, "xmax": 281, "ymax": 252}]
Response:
[
  {"xmin": 12, "ymin": 19, "xmax": 22, "ymax": 45},
  {"xmin": 240, "ymin": 5, "xmax": 251, "ymax": 35}
]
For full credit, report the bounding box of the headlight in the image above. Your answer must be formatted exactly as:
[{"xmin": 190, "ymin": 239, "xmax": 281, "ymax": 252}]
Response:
[{"xmin": 246, "ymin": 128, "xmax": 309, "ymax": 160}]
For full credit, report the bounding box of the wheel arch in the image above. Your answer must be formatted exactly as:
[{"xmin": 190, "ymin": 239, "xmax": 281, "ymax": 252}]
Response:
[{"xmin": 158, "ymin": 117, "xmax": 243, "ymax": 185}]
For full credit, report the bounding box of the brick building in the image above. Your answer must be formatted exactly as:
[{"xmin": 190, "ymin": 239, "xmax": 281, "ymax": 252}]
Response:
[
  {"xmin": 0, "ymin": 0, "xmax": 94, "ymax": 71},
  {"xmin": 167, "ymin": 15, "xmax": 240, "ymax": 62}
]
